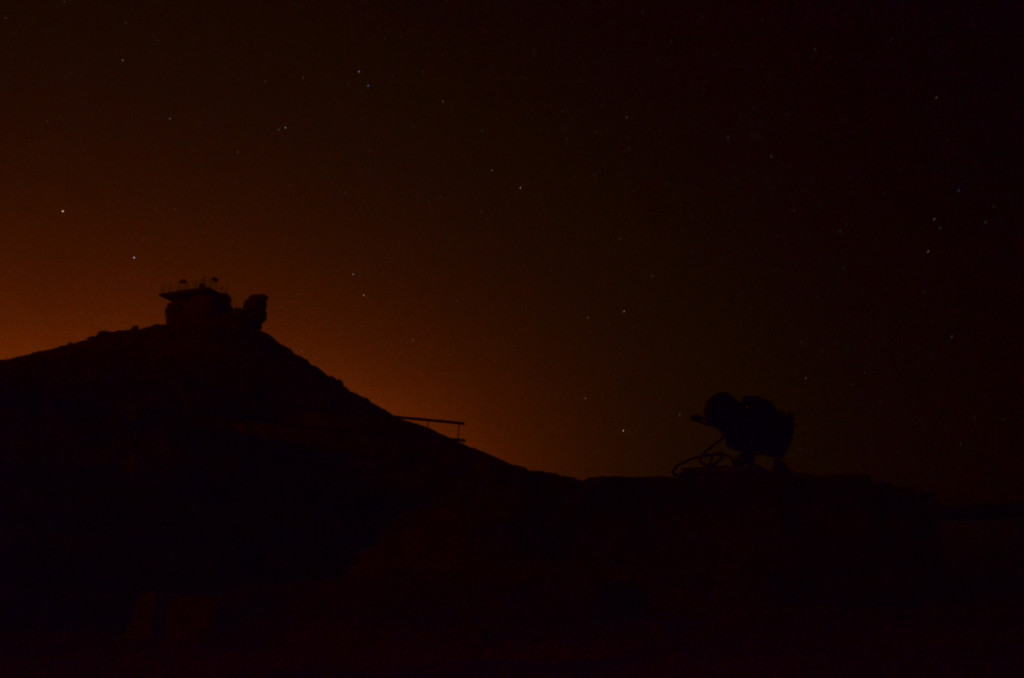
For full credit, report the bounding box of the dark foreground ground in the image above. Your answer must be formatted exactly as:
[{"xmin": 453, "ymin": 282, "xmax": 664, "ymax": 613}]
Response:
[
  {"xmin": 2, "ymin": 327, "xmax": 1020, "ymax": 676},
  {"xmin": 2, "ymin": 475, "xmax": 1022, "ymax": 678},
  {"xmin": 1, "ymin": 591, "xmax": 1022, "ymax": 677}
]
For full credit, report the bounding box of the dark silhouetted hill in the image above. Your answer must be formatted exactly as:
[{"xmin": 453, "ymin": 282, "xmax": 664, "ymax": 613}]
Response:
[
  {"xmin": 0, "ymin": 319, "xmax": 517, "ymax": 631},
  {"xmin": 0, "ymin": 304, "xmax": 1020, "ymax": 676}
]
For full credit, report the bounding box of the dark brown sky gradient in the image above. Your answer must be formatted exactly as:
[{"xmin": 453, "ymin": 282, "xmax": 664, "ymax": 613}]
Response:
[{"xmin": 2, "ymin": 1, "xmax": 1021, "ymax": 502}]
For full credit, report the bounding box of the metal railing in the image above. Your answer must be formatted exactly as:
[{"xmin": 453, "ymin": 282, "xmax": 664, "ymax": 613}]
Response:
[{"xmin": 397, "ymin": 416, "xmax": 466, "ymax": 443}]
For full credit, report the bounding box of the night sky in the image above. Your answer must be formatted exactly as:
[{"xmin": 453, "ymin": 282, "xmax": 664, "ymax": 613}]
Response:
[{"xmin": 2, "ymin": 2, "xmax": 1021, "ymax": 503}]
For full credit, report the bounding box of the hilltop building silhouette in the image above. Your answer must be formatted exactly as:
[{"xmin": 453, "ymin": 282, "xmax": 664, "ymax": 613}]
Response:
[{"xmin": 159, "ymin": 278, "xmax": 267, "ymax": 331}]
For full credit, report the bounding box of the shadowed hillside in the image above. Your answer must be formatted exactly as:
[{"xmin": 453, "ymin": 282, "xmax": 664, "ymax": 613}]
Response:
[
  {"xmin": 0, "ymin": 293, "xmax": 518, "ymax": 633},
  {"xmin": 0, "ymin": 291, "xmax": 1020, "ymax": 676}
]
